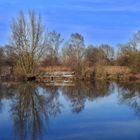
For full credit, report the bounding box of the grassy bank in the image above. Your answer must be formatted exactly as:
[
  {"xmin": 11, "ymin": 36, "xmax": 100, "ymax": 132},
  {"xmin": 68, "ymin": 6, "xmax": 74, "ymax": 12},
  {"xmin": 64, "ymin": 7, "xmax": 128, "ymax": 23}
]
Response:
[{"xmin": 81, "ymin": 66, "xmax": 140, "ymax": 82}]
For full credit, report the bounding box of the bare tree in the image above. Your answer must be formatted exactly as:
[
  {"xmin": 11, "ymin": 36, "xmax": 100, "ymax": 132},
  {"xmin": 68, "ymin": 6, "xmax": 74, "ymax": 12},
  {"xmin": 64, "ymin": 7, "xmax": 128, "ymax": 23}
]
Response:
[
  {"xmin": 10, "ymin": 10, "xmax": 47, "ymax": 75},
  {"xmin": 99, "ymin": 44, "xmax": 114, "ymax": 60},
  {"xmin": 62, "ymin": 33, "xmax": 85, "ymax": 70},
  {"xmin": 129, "ymin": 30, "xmax": 140, "ymax": 49},
  {"xmin": 4, "ymin": 45, "xmax": 18, "ymax": 67},
  {"xmin": 84, "ymin": 45, "xmax": 106, "ymax": 66},
  {"xmin": 42, "ymin": 31, "xmax": 63, "ymax": 66},
  {"xmin": 0, "ymin": 48, "xmax": 4, "ymax": 74}
]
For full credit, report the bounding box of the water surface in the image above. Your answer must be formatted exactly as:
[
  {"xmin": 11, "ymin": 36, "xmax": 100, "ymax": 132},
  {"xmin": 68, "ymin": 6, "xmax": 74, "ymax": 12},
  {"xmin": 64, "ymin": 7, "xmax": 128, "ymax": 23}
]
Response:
[{"xmin": 0, "ymin": 81, "xmax": 140, "ymax": 140}]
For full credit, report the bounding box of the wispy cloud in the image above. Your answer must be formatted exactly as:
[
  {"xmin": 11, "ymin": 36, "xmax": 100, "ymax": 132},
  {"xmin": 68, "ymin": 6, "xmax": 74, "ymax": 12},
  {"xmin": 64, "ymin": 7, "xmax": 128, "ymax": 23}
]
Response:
[
  {"xmin": 47, "ymin": 0, "xmax": 140, "ymax": 12},
  {"xmin": 0, "ymin": 0, "xmax": 140, "ymax": 45}
]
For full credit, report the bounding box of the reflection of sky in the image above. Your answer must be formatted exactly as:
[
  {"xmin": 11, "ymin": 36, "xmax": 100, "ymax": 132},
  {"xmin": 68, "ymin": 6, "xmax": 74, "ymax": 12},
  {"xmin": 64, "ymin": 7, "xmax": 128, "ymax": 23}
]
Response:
[
  {"xmin": 0, "ymin": 99, "xmax": 15, "ymax": 140},
  {"xmin": 1, "ymin": 0, "xmax": 140, "ymax": 46},
  {"xmin": 47, "ymin": 85, "xmax": 140, "ymax": 140}
]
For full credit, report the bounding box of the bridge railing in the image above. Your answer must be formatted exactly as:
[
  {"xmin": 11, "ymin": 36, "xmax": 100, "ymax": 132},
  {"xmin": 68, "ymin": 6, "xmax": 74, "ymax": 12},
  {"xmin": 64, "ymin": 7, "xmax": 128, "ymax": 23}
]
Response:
[{"xmin": 39, "ymin": 71, "xmax": 75, "ymax": 77}]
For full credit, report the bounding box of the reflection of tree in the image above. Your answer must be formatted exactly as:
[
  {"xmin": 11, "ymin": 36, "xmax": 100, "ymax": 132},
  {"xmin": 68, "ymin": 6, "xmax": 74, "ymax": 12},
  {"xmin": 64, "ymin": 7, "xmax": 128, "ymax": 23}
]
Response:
[
  {"xmin": 42, "ymin": 85, "xmax": 62, "ymax": 117},
  {"xmin": 11, "ymin": 83, "xmax": 62, "ymax": 140},
  {"xmin": 118, "ymin": 82, "xmax": 140, "ymax": 118},
  {"xmin": 0, "ymin": 82, "xmax": 15, "ymax": 112},
  {"xmin": 62, "ymin": 84, "xmax": 85, "ymax": 113},
  {"xmin": 61, "ymin": 81, "xmax": 112, "ymax": 113},
  {"xmin": 0, "ymin": 81, "xmax": 115, "ymax": 139}
]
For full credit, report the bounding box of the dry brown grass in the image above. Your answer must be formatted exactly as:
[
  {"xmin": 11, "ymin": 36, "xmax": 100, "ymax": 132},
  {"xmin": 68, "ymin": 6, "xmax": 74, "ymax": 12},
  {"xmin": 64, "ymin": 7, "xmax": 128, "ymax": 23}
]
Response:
[
  {"xmin": 39, "ymin": 66, "xmax": 73, "ymax": 72},
  {"xmin": 40, "ymin": 66, "xmax": 131, "ymax": 75},
  {"xmin": 84, "ymin": 66, "xmax": 131, "ymax": 75},
  {"xmin": 102, "ymin": 66, "xmax": 131, "ymax": 75},
  {"xmin": 95, "ymin": 66, "xmax": 131, "ymax": 79},
  {"xmin": 82, "ymin": 65, "xmax": 131, "ymax": 80}
]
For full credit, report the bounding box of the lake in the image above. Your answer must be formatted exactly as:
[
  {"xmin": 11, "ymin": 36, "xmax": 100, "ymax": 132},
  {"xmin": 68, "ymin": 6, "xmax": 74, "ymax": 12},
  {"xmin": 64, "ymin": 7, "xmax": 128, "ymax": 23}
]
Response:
[{"xmin": 0, "ymin": 81, "xmax": 140, "ymax": 140}]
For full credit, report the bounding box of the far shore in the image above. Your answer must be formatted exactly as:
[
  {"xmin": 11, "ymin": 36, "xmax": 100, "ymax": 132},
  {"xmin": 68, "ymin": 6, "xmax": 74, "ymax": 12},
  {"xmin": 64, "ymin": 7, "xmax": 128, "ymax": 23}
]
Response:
[{"xmin": 1, "ymin": 66, "xmax": 140, "ymax": 83}]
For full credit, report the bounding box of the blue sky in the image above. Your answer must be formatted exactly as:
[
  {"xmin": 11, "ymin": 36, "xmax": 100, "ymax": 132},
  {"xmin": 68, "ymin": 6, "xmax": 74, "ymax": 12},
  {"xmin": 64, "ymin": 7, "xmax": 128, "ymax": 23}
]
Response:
[{"xmin": 1, "ymin": 0, "xmax": 140, "ymax": 46}]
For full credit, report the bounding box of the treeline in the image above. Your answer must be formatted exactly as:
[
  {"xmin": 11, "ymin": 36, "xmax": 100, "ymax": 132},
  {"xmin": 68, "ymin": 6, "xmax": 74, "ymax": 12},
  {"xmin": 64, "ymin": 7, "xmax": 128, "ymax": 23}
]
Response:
[{"xmin": 0, "ymin": 11, "xmax": 140, "ymax": 77}]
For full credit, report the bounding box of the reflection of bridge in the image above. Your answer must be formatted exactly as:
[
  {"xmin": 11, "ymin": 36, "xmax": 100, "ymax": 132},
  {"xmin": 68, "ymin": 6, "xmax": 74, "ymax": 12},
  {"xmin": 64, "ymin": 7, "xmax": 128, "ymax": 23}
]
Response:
[{"xmin": 37, "ymin": 71, "xmax": 75, "ymax": 84}]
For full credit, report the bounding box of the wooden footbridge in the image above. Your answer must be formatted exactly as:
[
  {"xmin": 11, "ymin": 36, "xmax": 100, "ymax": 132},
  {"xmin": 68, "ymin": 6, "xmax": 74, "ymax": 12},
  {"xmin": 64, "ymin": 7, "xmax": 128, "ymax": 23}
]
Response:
[{"xmin": 37, "ymin": 71, "xmax": 75, "ymax": 85}]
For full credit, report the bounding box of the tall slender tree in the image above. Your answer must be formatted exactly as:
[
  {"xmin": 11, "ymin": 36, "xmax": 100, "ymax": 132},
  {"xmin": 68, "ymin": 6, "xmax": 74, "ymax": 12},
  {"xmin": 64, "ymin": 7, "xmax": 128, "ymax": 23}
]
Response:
[{"xmin": 10, "ymin": 10, "xmax": 47, "ymax": 75}]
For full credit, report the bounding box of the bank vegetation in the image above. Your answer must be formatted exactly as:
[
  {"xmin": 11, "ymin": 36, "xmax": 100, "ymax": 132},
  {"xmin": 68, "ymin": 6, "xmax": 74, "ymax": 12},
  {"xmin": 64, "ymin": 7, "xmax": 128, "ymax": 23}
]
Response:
[{"xmin": 1, "ymin": 11, "xmax": 140, "ymax": 82}]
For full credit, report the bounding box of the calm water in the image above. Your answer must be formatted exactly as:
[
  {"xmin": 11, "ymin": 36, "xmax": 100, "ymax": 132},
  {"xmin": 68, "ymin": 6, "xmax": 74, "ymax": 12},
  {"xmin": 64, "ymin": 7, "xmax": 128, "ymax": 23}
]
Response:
[{"xmin": 0, "ymin": 81, "xmax": 140, "ymax": 140}]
